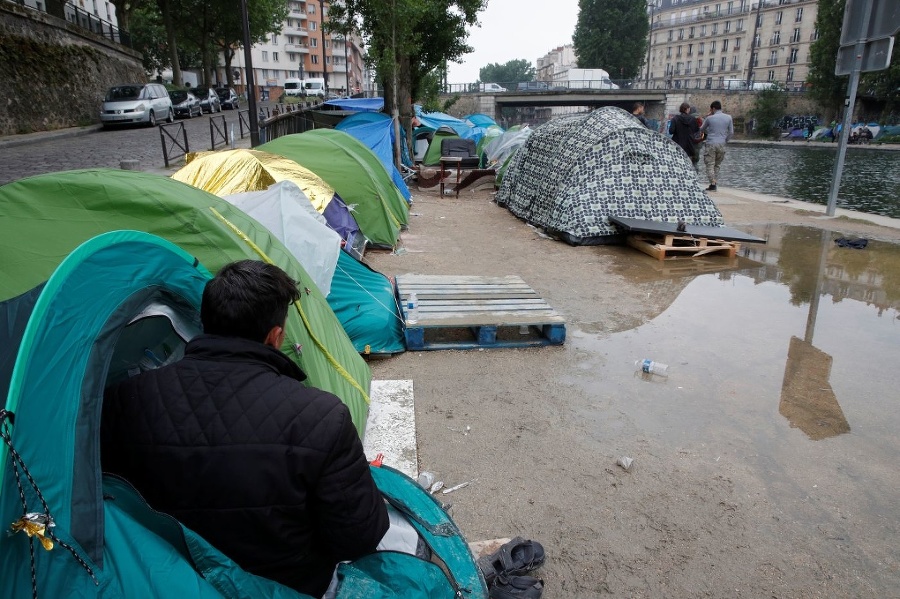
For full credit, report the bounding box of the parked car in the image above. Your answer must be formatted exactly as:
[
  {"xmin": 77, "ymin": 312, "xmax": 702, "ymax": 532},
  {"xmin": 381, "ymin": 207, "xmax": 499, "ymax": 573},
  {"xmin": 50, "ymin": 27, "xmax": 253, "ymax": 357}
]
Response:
[
  {"xmin": 100, "ymin": 83, "xmax": 174, "ymax": 128},
  {"xmin": 215, "ymin": 87, "xmax": 240, "ymax": 109},
  {"xmin": 191, "ymin": 87, "xmax": 221, "ymax": 113},
  {"xmin": 168, "ymin": 90, "xmax": 202, "ymax": 118},
  {"xmin": 516, "ymin": 81, "xmax": 549, "ymax": 92}
]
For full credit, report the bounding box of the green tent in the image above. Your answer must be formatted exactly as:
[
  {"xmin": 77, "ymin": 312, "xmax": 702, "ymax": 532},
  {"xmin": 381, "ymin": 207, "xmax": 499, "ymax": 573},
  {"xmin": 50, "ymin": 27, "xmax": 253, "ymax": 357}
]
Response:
[
  {"xmin": 421, "ymin": 126, "xmax": 462, "ymax": 167},
  {"xmin": 260, "ymin": 130, "xmax": 409, "ymax": 249},
  {"xmin": 0, "ymin": 169, "xmax": 372, "ymax": 436}
]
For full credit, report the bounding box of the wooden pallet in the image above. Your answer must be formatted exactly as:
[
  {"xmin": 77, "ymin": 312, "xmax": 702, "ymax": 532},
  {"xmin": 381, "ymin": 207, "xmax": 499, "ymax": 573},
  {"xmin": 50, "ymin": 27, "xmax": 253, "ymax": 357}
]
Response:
[
  {"xmin": 626, "ymin": 233, "xmax": 741, "ymax": 260},
  {"xmin": 396, "ymin": 274, "xmax": 566, "ymax": 351}
]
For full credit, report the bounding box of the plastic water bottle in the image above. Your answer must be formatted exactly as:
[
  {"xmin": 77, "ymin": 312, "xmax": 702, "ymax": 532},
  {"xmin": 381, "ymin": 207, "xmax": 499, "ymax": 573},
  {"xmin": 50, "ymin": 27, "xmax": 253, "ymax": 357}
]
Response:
[
  {"xmin": 407, "ymin": 292, "xmax": 419, "ymax": 325},
  {"xmin": 635, "ymin": 359, "xmax": 668, "ymax": 377}
]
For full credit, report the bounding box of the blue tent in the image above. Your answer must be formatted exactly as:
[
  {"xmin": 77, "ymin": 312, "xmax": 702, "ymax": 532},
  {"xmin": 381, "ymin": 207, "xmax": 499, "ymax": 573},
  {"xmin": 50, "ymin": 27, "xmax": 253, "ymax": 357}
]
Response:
[
  {"xmin": 323, "ymin": 97, "xmax": 385, "ymax": 112},
  {"xmin": 336, "ymin": 113, "xmax": 411, "ymax": 201},
  {"xmin": 414, "ymin": 108, "xmax": 471, "ymax": 137}
]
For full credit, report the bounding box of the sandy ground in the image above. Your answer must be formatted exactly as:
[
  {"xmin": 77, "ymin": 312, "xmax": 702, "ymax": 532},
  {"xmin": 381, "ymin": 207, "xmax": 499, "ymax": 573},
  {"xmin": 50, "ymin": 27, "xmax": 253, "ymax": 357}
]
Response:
[{"xmin": 364, "ymin": 182, "xmax": 900, "ymax": 598}]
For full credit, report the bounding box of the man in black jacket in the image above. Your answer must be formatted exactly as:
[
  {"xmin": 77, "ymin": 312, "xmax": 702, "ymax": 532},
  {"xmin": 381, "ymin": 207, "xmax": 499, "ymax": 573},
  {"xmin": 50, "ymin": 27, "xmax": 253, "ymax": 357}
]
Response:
[
  {"xmin": 670, "ymin": 102, "xmax": 701, "ymax": 168},
  {"xmin": 102, "ymin": 260, "xmax": 389, "ymax": 597}
]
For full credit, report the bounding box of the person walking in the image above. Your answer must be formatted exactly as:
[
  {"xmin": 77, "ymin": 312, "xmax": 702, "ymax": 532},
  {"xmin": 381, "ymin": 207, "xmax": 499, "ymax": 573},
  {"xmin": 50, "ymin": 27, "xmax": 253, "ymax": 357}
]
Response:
[
  {"xmin": 670, "ymin": 102, "xmax": 701, "ymax": 168},
  {"xmin": 698, "ymin": 100, "xmax": 733, "ymax": 191}
]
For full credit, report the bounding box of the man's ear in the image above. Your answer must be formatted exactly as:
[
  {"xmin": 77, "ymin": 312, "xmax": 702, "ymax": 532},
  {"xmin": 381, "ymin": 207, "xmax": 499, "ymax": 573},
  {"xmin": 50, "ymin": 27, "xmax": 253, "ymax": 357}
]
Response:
[{"xmin": 263, "ymin": 325, "xmax": 284, "ymax": 349}]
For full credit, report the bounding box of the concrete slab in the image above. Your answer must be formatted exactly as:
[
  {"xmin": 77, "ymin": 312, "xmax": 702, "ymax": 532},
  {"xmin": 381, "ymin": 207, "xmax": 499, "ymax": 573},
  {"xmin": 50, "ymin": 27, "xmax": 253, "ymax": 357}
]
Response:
[{"xmin": 363, "ymin": 379, "xmax": 417, "ymax": 479}]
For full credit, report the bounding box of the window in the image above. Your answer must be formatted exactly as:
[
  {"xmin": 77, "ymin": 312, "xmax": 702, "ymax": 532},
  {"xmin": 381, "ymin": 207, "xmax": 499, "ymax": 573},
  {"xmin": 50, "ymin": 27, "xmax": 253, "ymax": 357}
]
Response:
[
  {"xmin": 756, "ymin": 14, "xmax": 763, "ymax": 27},
  {"xmin": 812, "ymin": 27, "xmax": 819, "ymax": 41},
  {"xmin": 708, "ymin": 58, "xmax": 715, "ymax": 72},
  {"xmin": 736, "ymin": 18, "xmax": 744, "ymax": 32},
  {"xmin": 311, "ymin": 55, "xmax": 319, "ymax": 64},
  {"xmin": 310, "ymin": 21, "xmax": 317, "ymax": 31},
  {"xmin": 712, "ymin": 23, "xmax": 718, "ymax": 34},
  {"xmin": 722, "ymin": 39, "xmax": 729, "ymax": 52},
  {"xmin": 715, "ymin": 3, "xmax": 721, "ymax": 15},
  {"xmin": 711, "ymin": 40, "xmax": 717, "ymax": 53},
  {"xmin": 678, "ymin": 28, "xmax": 684, "ymax": 40},
  {"xmin": 795, "ymin": 7, "xmax": 803, "ymax": 21},
  {"xmin": 689, "ymin": 26, "xmax": 695, "ymax": 38},
  {"xmin": 735, "ymin": 37, "xmax": 741, "ymax": 50},
  {"xmin": 307, "ymin": 3, "xmax": 315, "ymax": 13},
  {"xmin": 676, "ymin": 62, "xmax": 683, "ymax": 74},
  {"xmin": 262, "ymin": 51, "xmax": 269, "ymax": 62},
  {"xmin": 720, "ymin": 56, "xmax": 727, "ymax": 70},
  {"xmin": 688, "ymin": 43, "xmax": 694, "ymax": 56},
  {"xmin": 732, "ymin": 56, "xmax": 740, "ymax": 69},
  {"xmin": 786, "ymin": 67, "xmax": 795, "ymax": 81},
  {"xmin": 775, "ymin": 11, "xmax": 783, "ymax": 25},
  {"xmin": 772, "ymin": 31, "xmax": 781, "ymax": 45},
  {"xmin": 700, "ymin": 25, "xmax": 706, "ymax": 36},
  {"xmin": 791, "ymin": 28, "xmax": 801, "ymax": 43},
  {"xmin": 699, "ymin": 42, "xmax": 705, "ymax": 55},
  {"xmin": 326, "ymin": 56, "xmax": 331, "ymax": 65},
  {"xmin": 769, "ymin": 49, "xmax": 778, "ymax": 65},
  {"xmin": 697, "ymin": 59, "xmax": 703, "ymax": 71},
  {"xmin": 310, "ymin": 38, "xmax": 317, "ymax": 47},
  {"xmin": 262, "ymin": 69, "xmax": 269, "ymax": 79},
  {"xmin": 706, "ymin": 77, "xmax": 712, "ymax": 89},
  {"xmin": 727, "ymin": 1, "xmax": 734, "ymax": 14},
  {"xmin": 768, "ymin": 70, "xmax": 775, "ymax": 81},
  {"xmin": 668, "ymin": 30, "xmax": 674, "ymax": 41},
  {"xmin": 789, "ymin": 47, "xmax": 798, "ymax": 63},
  {"xmin": 273, "ymin": 52, "xmax": 279, "ymax": 62},
  {"xmin": 677, "ymin": 45, "xmax": 683, "ymax": 57},
  {"xmin": 724, "ymin": 21, "xmax": 731, "ymax": 33},
  {"xmin": 667, "ymin": 47, "xmax": 672, "ymax": 58},
  {"xmin": 753, "ymin": 33, "xmax": 760, "ymax": 47}
]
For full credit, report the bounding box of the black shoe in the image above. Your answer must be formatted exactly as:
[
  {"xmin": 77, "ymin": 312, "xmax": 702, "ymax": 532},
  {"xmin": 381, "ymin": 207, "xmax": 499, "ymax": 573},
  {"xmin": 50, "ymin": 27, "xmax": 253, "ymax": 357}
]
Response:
[{"xmin": 706, "ymin": 184, "xmax": 717, "ymax": 191}]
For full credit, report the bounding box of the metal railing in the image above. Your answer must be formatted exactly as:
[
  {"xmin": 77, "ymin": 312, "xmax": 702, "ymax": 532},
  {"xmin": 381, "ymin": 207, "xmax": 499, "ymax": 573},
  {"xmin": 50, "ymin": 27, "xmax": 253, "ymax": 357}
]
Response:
[
  {"xmin": 209, "ymin": 115, "xmax": 228, "ymax": 150},
  {"xmin": 159, "ymin": 122, "xmax": 189, "ymax": 168},
  {"xmin": 7, "ymin": 0, "xmax": 132, "ymax": 47}
]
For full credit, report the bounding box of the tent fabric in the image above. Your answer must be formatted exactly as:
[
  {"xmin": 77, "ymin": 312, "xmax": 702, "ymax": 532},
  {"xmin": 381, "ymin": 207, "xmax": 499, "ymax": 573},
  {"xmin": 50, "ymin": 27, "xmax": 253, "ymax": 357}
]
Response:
[
  {"xmin": 172, "ymin": 149, "xmax": 366, "ymax": 258},
  {"xmin": 496, "ymin": 107, "xmax": 725, "ymax": 245},
  {"xmin": 335, "ymin": 114, "xmax": 412, "ymax": 201},
  {"xmin": 323, "ymin": 97, "xmax": 385, "ymax": 112},
  {"xmin": 223, "ymin": 181, "xmax": 342, "ymax": 297},
  {"xmin": 260, "ymin": 131, "xmax": 409, "ymax": 249},
  {"xmin": 225, "ymin": 182, "xmax": 404, "ymax": 355},
  {"xmin": 421, "ymin": 126, "xmax": 462, "ymax": 166},
  {"xmin": 1, "ymin": 231, "xmax": 312, "ymax": 599},
  {"xmin": 414, "ymin": 108, "xmax": 471, "ymax": 137},
  {"xmin": 327, "ymin": 251, "xmax": 405, "ymax": 355},
  {"xmin": 483, "ymin": 126, "xmax": 532, "ymax": 169},
  {"xmin": 0, "ymin": 169, "xmax": 372, "ymax": 436},
  {"xmin": 173, "ymin": 149, "xmax": 336, "ymax": 212},
  {"xmin": 465, "ymin": 113, "xmax": 498, "ymax": 129}
]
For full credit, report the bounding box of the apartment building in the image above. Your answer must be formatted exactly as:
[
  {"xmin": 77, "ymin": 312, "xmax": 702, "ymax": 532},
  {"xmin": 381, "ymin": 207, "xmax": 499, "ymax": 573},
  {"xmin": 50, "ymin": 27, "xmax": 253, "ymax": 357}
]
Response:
[
  {"xmin": 536, "ymin": 45, "xmax": 577, "ymax": 82},
  {"xmin": 230, "ymin": 0, "xmax": 365, "ymax": 96},
  {"xmin": 645, "ymin": 0, "xmax": 819, "ymax": 91}
]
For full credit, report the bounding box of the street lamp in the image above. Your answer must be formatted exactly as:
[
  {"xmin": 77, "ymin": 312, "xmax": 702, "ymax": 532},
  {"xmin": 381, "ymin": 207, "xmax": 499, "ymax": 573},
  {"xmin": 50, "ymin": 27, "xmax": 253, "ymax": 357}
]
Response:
[
  {"xmin": 645, "ymin": 0, "xmax": 658, "ymax": 89},
  {"xmin": 320, "ymin": 0, "xmax": 329, "ymax": 92}
]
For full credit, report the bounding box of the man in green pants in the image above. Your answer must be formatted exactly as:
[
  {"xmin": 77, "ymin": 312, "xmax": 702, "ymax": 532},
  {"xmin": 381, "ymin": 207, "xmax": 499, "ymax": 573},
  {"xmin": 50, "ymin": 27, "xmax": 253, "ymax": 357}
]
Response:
[{"xmin": 698, "ymin": 100, "xmax": 734, "ymax": 192}]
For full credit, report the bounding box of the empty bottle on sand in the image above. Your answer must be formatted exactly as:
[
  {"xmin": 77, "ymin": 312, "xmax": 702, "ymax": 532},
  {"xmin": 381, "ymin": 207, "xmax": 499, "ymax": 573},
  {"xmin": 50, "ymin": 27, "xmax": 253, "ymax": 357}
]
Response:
[{"xmin": 635, "ymin": 359, "xmax": 668, "ymax": 376}]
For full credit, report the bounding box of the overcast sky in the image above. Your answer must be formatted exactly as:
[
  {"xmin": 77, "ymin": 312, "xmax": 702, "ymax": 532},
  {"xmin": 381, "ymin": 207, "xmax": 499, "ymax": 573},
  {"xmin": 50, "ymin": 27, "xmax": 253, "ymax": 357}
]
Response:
[{"xmin": 446, "ymin": 0, "xmax": 581, "ymax": 84}]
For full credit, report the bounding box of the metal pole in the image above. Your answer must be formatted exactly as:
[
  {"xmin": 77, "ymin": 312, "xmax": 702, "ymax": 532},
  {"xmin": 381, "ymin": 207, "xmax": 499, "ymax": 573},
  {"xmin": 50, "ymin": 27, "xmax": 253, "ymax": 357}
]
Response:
[
  {"xmin": 240, "ymin": 0, "xmax": 259, "ymax": 147},
  {"xmin": 345, "ymin": 33, "xmax": 350, "ymax": 95},
  {"xmin": 825, "ymin": 0, "xmax": 875, "ymax": 217},
  {"xmin": 746, "ymin": 0, "xmax": 765, "ymax": 89},
  {"xmin": 645, "ymin": 1, "xmax": 654, "ymax": 89},
  {"xmin": 320, "ymin": 0, "xmax": 329, "ymax": 92}
]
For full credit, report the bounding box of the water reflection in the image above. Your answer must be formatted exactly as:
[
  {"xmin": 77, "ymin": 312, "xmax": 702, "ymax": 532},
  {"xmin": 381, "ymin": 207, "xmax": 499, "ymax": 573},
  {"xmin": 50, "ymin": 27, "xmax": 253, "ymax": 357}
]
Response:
[{"xmin": 726, "ymin": 145, "xmax": 900, "ymax": 218}]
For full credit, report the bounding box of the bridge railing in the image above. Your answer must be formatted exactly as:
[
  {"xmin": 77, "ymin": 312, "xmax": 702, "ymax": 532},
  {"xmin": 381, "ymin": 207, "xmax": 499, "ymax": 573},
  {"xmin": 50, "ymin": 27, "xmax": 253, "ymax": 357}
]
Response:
[
  {"xmin": 7, "ymin": 0, "xmax": 132, "ymax": 47},
  {"xmin": 442, "ymin": 79, "xmax": 808, "ymax": 94}
]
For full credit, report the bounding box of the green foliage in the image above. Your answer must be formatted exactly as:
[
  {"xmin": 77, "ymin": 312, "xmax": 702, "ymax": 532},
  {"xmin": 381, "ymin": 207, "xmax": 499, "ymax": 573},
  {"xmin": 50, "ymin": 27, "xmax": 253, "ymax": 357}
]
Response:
[
  {"xmin": 750, "ymin": 85, "xmax": 789, "ymax": 138},
  {"xmin": 130, "ymin": 4, "xmax": 168, "ymax": 75},
  {"xmin": 417, "ymin": 70, "xmax": 446, "ymax": 112},
  {"xmin": 573, "ymin": 0, "xmax": 648, "ymax": 80},
  {"xmin": 479, "ymin": 59, "xmax": 535, "ymax": 85},
  {"xmin": 806, "ymin": 0, "xmax": 847, "ymax": 118}
]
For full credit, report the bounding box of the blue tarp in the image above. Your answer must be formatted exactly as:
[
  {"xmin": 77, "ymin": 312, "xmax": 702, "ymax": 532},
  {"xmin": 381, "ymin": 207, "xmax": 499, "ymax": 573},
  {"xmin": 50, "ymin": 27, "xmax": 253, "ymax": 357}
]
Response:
[
  {"xmin": 414, "ymin": 108, "xmax": 471, "ymax": 137},
  {"xmin": 336, "ymin": 114, "xmax": 411, "ymax": 201},
  {"xmin": 323, "ymin": 97, "xmax": 385, "ymax": 112},
  {"xmin": 465, "ymin": 113, "xmax": 498, "ymax": 128}
]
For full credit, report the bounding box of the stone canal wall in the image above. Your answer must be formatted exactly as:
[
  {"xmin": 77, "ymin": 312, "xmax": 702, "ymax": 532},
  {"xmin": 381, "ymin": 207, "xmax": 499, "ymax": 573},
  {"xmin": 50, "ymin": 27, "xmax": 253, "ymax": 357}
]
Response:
[{"xmin": 0, "ymin": 3, "xmax": 144, "ymax": 135}]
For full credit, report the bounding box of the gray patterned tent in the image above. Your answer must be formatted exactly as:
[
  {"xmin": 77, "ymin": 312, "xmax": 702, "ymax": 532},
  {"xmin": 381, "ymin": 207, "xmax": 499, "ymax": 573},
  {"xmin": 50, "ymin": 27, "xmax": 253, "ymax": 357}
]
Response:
[{"xmin": 496, "ymin": 107, "xmax": 725, "ymax": 245}]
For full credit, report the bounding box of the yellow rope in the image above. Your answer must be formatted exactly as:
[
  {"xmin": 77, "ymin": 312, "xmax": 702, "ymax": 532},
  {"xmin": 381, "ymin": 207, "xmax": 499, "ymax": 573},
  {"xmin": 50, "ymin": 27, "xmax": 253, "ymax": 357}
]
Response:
[{"xmin": 208, "ymin": 207, "xmax": 370, "ymax": 404}]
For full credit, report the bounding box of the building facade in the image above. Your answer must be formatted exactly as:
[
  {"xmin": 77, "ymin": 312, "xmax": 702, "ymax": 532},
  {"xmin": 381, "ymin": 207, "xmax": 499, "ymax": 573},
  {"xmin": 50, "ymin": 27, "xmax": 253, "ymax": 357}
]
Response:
[
  {"xmin": 645, "ymin": 0, "xmax": 819, "ymax": 92},
  {"xmin": 229, "ymin": 0, "xmax": 365, "ymax": 98}
]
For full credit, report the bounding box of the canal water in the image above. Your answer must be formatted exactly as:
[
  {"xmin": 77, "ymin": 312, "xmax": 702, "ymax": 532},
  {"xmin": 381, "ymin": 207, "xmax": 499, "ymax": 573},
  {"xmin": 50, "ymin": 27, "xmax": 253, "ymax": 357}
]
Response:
[{"xmin": 722, "ymin": 144, "xmax": 900, "ymax": 218}]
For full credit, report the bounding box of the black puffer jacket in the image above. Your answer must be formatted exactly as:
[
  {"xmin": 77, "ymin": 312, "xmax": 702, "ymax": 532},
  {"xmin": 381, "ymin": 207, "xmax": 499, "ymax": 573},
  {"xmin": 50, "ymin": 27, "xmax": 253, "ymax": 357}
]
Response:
[
  {"xmin": 670, "ymin": 112, "xmax": 700, "ymax": 158},
  {"xmin": 101, "ymin": 335, "xmax": 389, "ymax": 597}
]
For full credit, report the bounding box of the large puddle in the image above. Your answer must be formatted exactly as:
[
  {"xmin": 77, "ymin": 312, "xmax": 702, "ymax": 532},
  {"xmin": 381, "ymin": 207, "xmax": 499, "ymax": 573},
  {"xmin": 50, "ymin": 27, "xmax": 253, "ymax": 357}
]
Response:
[{"xmin": 565, "ymin": 224, "xmax": 900, "ymax": 533}]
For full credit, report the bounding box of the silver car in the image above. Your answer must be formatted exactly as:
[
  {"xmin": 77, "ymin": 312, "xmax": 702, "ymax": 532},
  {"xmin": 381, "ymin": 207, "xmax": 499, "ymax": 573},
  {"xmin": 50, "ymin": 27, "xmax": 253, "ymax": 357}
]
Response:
[{"xmin": 100, "ymin": 83, "xmax": 174, "ymax": 127}]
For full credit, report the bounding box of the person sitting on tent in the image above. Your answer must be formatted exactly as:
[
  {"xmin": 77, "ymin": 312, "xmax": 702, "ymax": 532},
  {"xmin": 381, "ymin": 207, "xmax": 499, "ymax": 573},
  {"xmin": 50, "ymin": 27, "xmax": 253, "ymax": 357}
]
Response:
[{"xmin": 101, "ymin": 260, "xmax": 389, "ymax": 597}]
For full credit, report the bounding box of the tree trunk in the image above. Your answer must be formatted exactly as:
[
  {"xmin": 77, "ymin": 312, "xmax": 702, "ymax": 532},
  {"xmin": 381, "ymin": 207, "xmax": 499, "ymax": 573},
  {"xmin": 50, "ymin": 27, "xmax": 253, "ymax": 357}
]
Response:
[
  {"xmin": 397, "ymin": 53, "xmax": 413, "ymax": 168},
  {"xmin": 223, "ymin": 48, "xmax": 235, "ymax": 88},
  {"xmin": 159, "ymin": 0, "xmax": 182, "ymax": 86}
]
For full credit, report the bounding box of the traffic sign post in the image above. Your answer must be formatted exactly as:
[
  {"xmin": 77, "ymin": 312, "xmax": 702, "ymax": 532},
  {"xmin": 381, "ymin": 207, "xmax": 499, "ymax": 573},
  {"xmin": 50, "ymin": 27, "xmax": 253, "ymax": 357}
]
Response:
[{"xmin": 826, "ymin": 0, "xmax": 900, "ymax": 216}]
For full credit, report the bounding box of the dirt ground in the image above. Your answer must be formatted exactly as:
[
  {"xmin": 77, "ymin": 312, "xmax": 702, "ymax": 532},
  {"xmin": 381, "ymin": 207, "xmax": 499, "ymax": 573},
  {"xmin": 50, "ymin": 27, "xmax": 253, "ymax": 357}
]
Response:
[{"xmin": 364, "ymin": 183, "xmax": 900, "ymax": 598}]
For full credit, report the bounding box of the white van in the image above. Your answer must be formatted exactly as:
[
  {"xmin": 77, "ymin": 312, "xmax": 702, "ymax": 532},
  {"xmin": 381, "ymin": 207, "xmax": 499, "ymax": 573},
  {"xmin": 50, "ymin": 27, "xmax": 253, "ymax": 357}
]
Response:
[
  {"xmin": 284, "ymin": 77, "xmax": 303, "ymax": 97},
  {"xmin": 303, "ymin": 78, "xmax": 326, "ymax": 98},
  {"xmin": 479, "ymin": 82, "xmax": 507, "ymax": 93}
]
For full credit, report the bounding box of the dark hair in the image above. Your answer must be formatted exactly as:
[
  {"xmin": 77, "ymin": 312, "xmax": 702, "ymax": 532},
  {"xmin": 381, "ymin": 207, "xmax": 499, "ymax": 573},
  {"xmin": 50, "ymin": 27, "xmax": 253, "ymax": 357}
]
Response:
[
  {"xmin": 710, "ymin": 100, "xmax": 722, "ymax": 110},
  {"xmin": 679, "ymin": 102, "xmax": 691, "ymax": 113},
  {"xmin": 201, "ymin": 260, "xmax": 300, "ymax": 342},
  {"xmin": 632, "ymin": 102, "xmax": 644, "ymax": 112}
]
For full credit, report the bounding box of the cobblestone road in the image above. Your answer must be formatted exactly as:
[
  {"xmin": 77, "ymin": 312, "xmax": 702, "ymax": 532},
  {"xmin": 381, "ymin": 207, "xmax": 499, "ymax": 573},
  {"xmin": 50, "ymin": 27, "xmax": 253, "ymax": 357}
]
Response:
[{"xmin": 0, "ymin": 108, "xmax": 255, "ymax": 186}]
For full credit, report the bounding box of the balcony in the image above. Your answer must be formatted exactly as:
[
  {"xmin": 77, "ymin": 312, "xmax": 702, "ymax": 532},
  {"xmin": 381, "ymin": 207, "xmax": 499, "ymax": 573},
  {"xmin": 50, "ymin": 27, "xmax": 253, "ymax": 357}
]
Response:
[
  {"xmin": 767, "ymin": 58, "xmax": 778, "ymax": 65},
  {"xmin": 289, "ymin": 8, "xmax": 306, "ymax": 18},
  {"xmin": 285, "ymin": 43, "xmax": 309, "ymax": 54},
  {"xmin": 282, "ymin": 24, "xmax": 308, "ymax": 36}
]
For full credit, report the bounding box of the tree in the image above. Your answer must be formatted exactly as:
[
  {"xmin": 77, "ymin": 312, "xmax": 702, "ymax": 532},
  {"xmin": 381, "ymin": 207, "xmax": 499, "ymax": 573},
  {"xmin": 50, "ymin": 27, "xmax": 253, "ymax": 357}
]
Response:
[
  {"xmin": 573, "ymin": 0, "xmax": 648, "ymax": 80},
  {"xmin": 806, "ymin": 0, "xmax": 847, "ymax": 119},
  {"xmin": 479, "ymin": 59, "xmax": 535, "ymax": 86},
  {"xmin": 750, "ymin": 85, "xmax": 789, "ymax": 139}
]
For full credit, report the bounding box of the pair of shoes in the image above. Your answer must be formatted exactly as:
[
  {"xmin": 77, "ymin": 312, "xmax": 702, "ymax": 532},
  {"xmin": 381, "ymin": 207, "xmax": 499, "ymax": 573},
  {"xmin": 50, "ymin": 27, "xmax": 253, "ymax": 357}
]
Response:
[
  {"xmin": 706, "ymin": 184, "xmax": 717, "ymax": 191},
  {"xmin": 490, "ymin": 574, "xmax": 544, "ymax": 598},
  {"xmin": 478, "ymin": 537, "xmax": 546, "ymax": 586}
]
